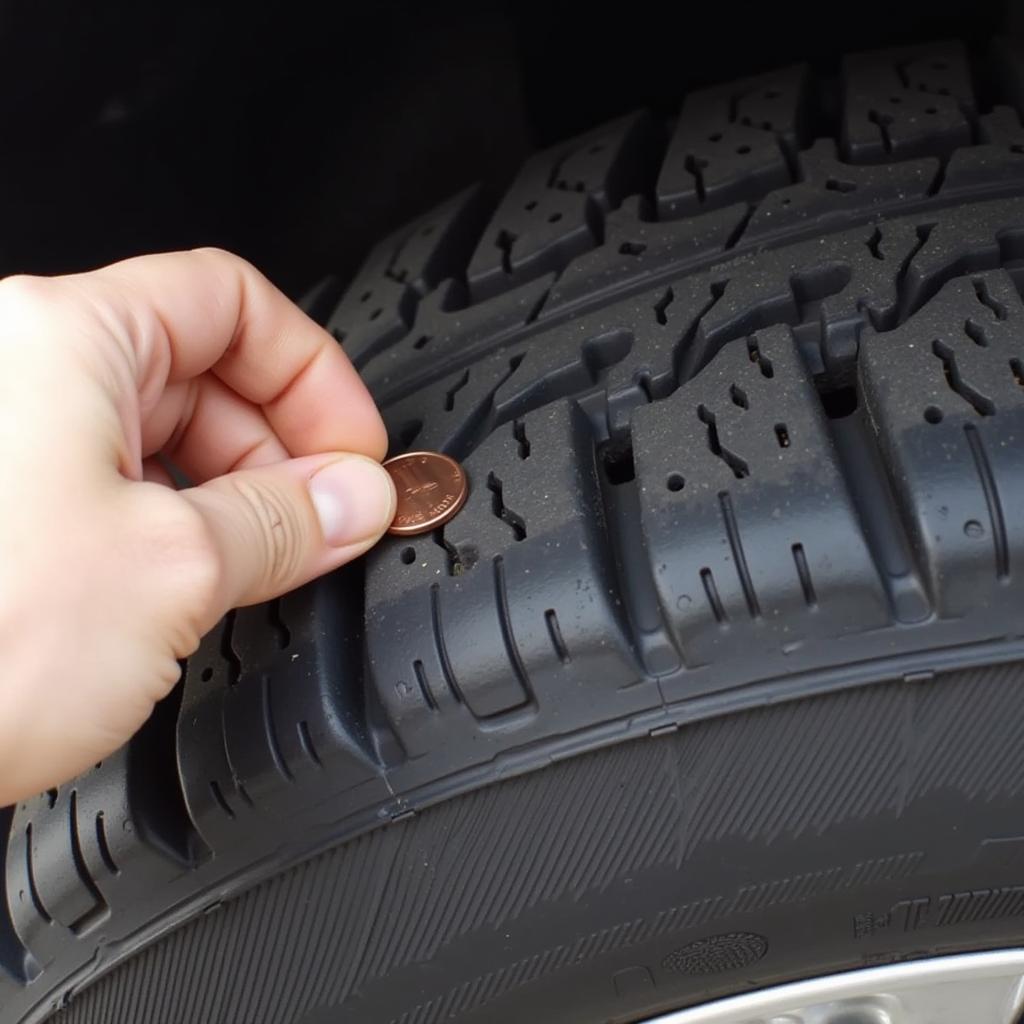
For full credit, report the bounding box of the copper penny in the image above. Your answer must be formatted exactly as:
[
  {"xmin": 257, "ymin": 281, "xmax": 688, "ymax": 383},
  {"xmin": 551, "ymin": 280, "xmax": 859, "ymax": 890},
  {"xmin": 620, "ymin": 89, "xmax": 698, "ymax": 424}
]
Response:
[{"xmin": 384, "ymin": 451, "xmax": 469, "ymax": 536}]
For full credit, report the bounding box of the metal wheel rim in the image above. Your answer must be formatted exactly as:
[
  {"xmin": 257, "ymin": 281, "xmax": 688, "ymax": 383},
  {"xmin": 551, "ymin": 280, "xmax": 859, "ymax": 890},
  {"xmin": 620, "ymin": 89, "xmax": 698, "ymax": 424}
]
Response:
[{"xmin": 642, "ymin": 949, "xmax": 1024, "ymax": 1024}]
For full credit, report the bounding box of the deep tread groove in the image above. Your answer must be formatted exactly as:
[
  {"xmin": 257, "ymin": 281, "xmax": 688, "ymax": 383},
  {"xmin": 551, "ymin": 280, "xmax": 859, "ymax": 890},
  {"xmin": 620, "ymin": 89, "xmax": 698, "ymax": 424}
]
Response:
[
  {"xmin": 867, "ymin": 227, "xmax": 885, "ymax": 260},
  {"xmin": 729, "ymin": 383, "xmax": 749, "ymax": 409},
  {"xmin": 492, "ymin": 556, "xmax": 534, "ymax": 706},
  {"xmin": 964, "ymin": 423, "xmax": 1010, "ymax": 580},
  {"xmin": 700, "ymin": 567, "xmax": 728, "ymax": 624},
  {"xmin": 430, "ymin": 583, "xmax": 465, "ymax": 705},
  {"xmin": 653, "ymin": 286, "xmax": 674, "ymax": 326},
  {"xmin": 208, "ymin": 781, "xmax": 235, "ymax": 819},
  {"xmin": 513, "ymin": 419, "xmax": 531, "ymax": 459},
  {"xmin": 973, "ymin": 276, "xmax": 1008, "ymax": 319},
  {"xmin": 590, "ymin": 411, "xmax": 679, "ymax": 674},
  {"xmin": 94, "ymin": 812, "xmax": 118, "ymax": 875},
  {"xmin": 220, "ymin": 610, "xmax": 241, "ymax": 686},
  {"xmin": 267, "ymin": 599, "xmax": 291, "ymax": 650},
  {"xmin": 67, "ymin": 792, "xmax": 108, "ymax": 934},
  {"xmin": 444, "ymin": 369, "xmax": 471, "ymax": 412},
  {"xmin": 496, "ymin": 230, "xmax": 517, "ymax": 276},
  {"xmin": 724, "ymin": 204, "xmax": 756, "ymax": 251},
  {"xmin": 718, "ymin": 490, "xmax": 761, "ymax": 619},
  {"xmin": 824, "ymin": 400, "xmax": 931, "ymax": 623},
  {"xmin": 868, "ymin": 109, "xmax": 895, "ymax": 153},
  {"xmin": 792, "ymin": 543, "xmax": 818, "ymax": 608},
  {"xmin": 684, "ymin": 154, "xmax": 708, "ymax": 204},
  {"xmin": 412, "ymin": 660, "xmax": 438, "ymax": 711},
  {"xmin": 698, "ymin": 405, "xmax": 750, "ymax": 478},
  {"xmin": 433, "ymin": 527, "xmax": 474, "ymax": 577},
  {"xmin": 747, "ymin": 337, "xmax": 775, "ymax": 378},
  {"xmin": 932, "ymin": 338, "xmax": 996, "ymax": 415},
  {"xmin": 260, "ymin": 674, "xmax": 294, "ymax": 783},
  {"xmin": 544, "ymin": 609, "xmax": 571, "ymax": 665},
  {"xmin": 23, "ymin": 825, "xmax": 51, "ymax": 925},
  {"xmin": 486, "ymin": 472, "xmax": 528, "ymax": 541},
  {"xmin": 296, "ymin": 721, "xmax": 323, "ymax": 768},
  {"xmin": 964, "ymin": 319, "xmax": 989, "ymax": 347}
]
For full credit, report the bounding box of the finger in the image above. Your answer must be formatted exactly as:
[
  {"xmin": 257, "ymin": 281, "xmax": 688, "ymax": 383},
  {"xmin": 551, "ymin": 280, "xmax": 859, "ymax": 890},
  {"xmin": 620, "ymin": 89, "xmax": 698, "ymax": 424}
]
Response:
[
  {"xmin": 148, "ymin": 373, "xmax": 290, "ymax": 481},
  {"xmin": 140, "ymin": 379, "xmax": 192, "ymax": 456},
  {"xmin": 142, "ymin": 457, "xmax": 176, "ymax": 487},
  {"xmin": 83, "ymin": 247, "xmax": 387, "ymax": 460},
  {"xmin": 178, "ymin": 452, "xmax": 396, "ymax": 618}
]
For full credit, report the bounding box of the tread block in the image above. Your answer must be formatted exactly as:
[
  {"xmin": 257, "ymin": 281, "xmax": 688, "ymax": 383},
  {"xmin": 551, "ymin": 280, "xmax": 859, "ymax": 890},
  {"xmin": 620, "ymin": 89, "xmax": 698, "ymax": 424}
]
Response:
[
  {"xmin": 842, "ymin": 41, "xmax": 975, "ymax": 163},
  {"xmin": 177, "ymin": 580, "xmax": 388, "ymax": 852},
  {"xmin": 746, "ymin": 140, "xmax": 936, "ymax": 240},
  {"xmin": 5, "ymin": 752, "xmax": 187, "ymax": 969},
  {"xmin": 860, "ymin": 270, "xmax": 1024, "ymax": 617},
  {"xmin": 897, "ymin": 198, "xmax": 1024, "ymax": 315},
  {"xmin": 634, "ymin": 325, "xmax": 889, "ymax": 676},
  {"xmin": 697, "ymin": 219, "xmax": 924, "ymax": 373},
  {"xmin": 366, "ymin": 401, "xmax": 641, "ymax": 758},
  {"xmin": 465, "ymin": 112, "xmax": 663, "ymax": 302},
  {"xmin": 325, "ymin": 186, "xmax": 489, "ymax": 369},
  {"xmin": 362, "ymin": 274, "xmax": 552, "ymax": 396},
  {"xmin": 656, "ymin": 65, "xmax": 809, "ymax": 219},
  {"xmin": 943, "ymin": 106, "xmax": 1024, "ymax": 195},
  {"xmin": 544, "ymin": 197, "xmax": 745, "ymax": 315}
]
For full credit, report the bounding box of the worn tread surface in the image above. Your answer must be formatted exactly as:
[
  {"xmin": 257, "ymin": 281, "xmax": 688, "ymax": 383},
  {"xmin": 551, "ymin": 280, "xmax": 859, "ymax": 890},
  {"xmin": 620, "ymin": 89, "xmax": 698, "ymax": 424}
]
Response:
[{"xmin": 6, "ymin": 35, "xmax": 1024, "ymax": 1024}]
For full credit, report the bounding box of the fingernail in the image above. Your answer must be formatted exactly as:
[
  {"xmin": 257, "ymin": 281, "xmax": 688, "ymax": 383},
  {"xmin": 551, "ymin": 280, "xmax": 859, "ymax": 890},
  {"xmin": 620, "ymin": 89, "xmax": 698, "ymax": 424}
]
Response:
[{"xmin": 309, "ymin": 458, "xmax": 394, "ymax": 546}]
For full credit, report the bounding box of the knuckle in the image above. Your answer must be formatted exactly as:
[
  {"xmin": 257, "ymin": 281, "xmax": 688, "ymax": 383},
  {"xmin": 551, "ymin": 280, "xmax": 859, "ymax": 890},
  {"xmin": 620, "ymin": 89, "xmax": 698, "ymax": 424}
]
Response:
[
  {"xmin": 232, "ymin": 478, "xmax": 306, "ymax": 592},
  {"xmin": 192, "ymin": 246, "xmax": 251, "ymax": 276},
  {"xmin": 158, "ymin": 499, "xmax": 223, "ymax": 623},
  {"xmin": 131, "ymin": 490, "xmax": 223, "ymax": 651},
  {"xmin": 0, "ymin": 274, "xmax": 54, "ymax": 320}
]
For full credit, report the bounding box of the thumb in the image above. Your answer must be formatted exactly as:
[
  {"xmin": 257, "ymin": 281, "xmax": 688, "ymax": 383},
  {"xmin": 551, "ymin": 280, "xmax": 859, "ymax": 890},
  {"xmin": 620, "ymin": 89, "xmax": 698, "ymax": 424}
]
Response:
[{"xmin": 179, "ymin": 452, "xmax": 396, "ymax": 618}]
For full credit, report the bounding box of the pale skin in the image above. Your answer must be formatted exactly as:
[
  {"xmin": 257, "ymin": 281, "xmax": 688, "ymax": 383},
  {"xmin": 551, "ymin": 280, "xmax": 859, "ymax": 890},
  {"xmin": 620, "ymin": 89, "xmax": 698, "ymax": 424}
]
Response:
[{"xmin": 0, "ymin": 248, "xmax": 398, "ymax": 807}]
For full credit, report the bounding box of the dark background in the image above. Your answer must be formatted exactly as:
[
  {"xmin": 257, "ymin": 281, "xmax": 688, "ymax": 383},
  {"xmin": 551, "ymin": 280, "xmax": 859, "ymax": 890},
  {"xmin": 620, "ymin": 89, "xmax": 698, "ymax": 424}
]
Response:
[{"xmin": 0, "ymin": 0, "xmax": 1013, "ymax": 297}]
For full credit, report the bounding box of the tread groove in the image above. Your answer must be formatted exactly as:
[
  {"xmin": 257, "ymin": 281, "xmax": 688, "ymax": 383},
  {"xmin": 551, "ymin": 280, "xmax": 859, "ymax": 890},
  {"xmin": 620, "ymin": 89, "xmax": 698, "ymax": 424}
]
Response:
[
  {"xmin": 208, "ymin": 780, "xmax": 235, "ymax": 819},
  {"xmin": 267, "ymin": 599, "xmax": 291, "ymax": 650},
  {"xmin": 698, "ymin": 406, "xmax": 750, "ymax": 479},
  {"xmin": 220, "ymin": 611, "xmax": 241, "ymax": 687},
  {"xmin": 94, "ymin": 812, "xmax": 118, "ymax": 875},
  {"xmin": 486, "ymin": 472, "xmax": 527, "ymax": 541},
  {"xmin": 718, "ymin": 490, "xmax": 761, "ymax": 619},
  {"xmin": 430, "ymin": 583, "xmax": 465, "ymax": 705},
  {"xmin": 260, "ymin": 674, "xmax": 294, "ymax": 783},
  {"xmin": 413, "ymin": 660, "xmax": 439, "ymax": 711},
  {"xmin": 792, "ymin": 543, "xmax": 818, "ymax": 608},
  {"xmin": 700, "ymin": 567, "xmax": 728, "ymax": 624},
  {"xmin": 932, "ymin": 338, "xmax": 996, "ymax": 415},
  {"xmin": 492, "ymin": 556, "xmax": 534, "ymax": 705},
  {"xmin": 653, "ymin": 287, "xmax": 674, "ymax": 326},
  {"xmin": 23, "ymin": 824, "xmax": 51, "ymax": 925},
  {"xmin": 824, "ymin": 399, "xmax": 931, "ymax": 623},
  {"xmin": 67, "ymin": 792, "xmax": 108, "ymax": 933},
  {"xmin": 544, "ymin": 609, "xmax": 572, "ymax": 665},
  {"xmin": 964, "ymin": 422, "xmax": 1010, "ymax": 580},
  {"xmin": 296, "ymin": 721, "xmax": 323, "ymax": 768}
]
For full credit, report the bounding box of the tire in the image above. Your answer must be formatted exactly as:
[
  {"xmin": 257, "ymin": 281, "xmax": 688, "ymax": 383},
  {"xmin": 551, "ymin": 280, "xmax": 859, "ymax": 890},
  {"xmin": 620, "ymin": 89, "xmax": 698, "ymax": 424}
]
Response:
[{"xmin": 7, "ymin": 35, "xmax": 1024, "ymax": 1024}]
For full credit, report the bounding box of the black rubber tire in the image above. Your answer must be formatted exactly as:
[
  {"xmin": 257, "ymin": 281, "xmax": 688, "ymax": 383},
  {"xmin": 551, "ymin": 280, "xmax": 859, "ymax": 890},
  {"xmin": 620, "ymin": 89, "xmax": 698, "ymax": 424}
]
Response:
[{"xmin": 7, "ymin": 35, "xmax": 1024, "ymax": 1024}]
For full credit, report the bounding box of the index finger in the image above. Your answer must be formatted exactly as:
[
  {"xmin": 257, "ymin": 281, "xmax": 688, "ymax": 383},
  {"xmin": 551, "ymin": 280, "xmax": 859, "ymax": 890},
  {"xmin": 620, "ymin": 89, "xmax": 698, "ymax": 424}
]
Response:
[{"xmin": 87, "ymin": 247, "xmax": 387, "ymax": 461}]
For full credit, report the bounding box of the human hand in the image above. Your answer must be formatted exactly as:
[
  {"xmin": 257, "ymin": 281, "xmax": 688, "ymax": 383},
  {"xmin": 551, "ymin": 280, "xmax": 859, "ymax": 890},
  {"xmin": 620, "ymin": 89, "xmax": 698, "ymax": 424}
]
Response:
[{"xmin": 0, "ymin": 249, "xmax": 396, "ymax": 806}]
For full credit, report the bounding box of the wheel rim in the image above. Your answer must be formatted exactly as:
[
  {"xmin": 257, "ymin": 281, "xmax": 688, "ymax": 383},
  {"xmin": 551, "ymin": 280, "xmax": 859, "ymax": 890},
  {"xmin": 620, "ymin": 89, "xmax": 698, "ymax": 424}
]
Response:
[{"xmin": 642, "ymin": 950, "xmax": 1024, "ymax": 1024}]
